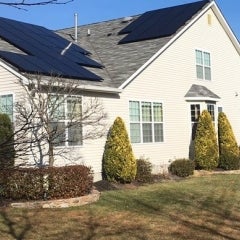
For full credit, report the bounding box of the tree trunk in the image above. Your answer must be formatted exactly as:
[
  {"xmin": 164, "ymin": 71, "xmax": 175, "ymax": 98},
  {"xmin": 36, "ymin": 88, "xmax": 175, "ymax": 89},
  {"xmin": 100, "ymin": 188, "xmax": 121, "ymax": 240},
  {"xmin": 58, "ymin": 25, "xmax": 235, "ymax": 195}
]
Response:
[{"xmin": 48, "ymin": 143, "xmax": 54, "ymax": 167}]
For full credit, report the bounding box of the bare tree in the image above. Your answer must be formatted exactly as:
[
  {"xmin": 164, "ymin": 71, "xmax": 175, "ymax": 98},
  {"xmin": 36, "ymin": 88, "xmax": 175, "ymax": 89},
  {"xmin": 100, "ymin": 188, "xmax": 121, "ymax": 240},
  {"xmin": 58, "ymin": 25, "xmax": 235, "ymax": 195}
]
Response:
[
  {"xmin": 0, "ymin": 0, "xmax": 73, "ymax": 9},
  {"xmin": 12, "ymin": 75, "xmax": 107, "ymax": 167}
]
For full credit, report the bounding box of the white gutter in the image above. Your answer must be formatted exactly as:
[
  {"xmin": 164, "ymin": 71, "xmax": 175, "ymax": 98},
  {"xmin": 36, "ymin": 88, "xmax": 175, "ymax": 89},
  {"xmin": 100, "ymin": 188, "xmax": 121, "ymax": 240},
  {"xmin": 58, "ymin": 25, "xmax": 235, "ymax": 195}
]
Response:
[
  {"xmin": 119, "ymin": 1, "xmax": 219, "ymax": 89},
  {"xmin": 77, "ymin": 84, "xmax": 122, "ymax": 94}
]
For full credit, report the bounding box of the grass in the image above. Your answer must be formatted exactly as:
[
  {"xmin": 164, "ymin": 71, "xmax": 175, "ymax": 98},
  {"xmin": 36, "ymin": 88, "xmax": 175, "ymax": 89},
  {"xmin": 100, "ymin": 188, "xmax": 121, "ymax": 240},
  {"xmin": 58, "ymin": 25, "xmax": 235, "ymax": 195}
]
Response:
[{"xmin": 0, "ymin": 174, "xmax": 239, "ymax": 239}]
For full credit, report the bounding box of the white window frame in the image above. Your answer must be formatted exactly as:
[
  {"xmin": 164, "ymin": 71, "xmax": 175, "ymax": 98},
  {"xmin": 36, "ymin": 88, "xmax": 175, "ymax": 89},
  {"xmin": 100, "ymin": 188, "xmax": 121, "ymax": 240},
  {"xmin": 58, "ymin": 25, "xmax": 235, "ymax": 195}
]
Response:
[
  {"xmin": 49, "ymin": 94, "xmax": 82, "ymax": 147},
  {"xmin": 190, "ymin": 103, "xmax": 201, "ymax": 140},
  {"xmin": 195, "ymin": 49, "xmax": 212, "ymax": 81},
  {"xmin": 129, "ymin": 100, "xmax": 164, "ymax": 144},
  {"xmin": 0, "ymin": 92, "xmax": 15, "ymax": 122},
  {"xmin": 207, "ymin": 103, "xmax": 215, "ymax": 122}
]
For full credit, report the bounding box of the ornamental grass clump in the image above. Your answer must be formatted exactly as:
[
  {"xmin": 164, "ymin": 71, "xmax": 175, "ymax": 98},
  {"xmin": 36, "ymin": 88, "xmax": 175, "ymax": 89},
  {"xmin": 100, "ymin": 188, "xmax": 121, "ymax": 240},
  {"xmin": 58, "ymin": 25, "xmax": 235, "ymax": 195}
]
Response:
[
  {"xmin": 102, "ymin": 117, "xmax": 136, "ymax": 183},
  {"xmin": 218, "ymin": 112, "xmax": 240, "ymax": 170},
  {"xmin": 194, "ymin": 110, "xmax": 218, "ymax": 170}
]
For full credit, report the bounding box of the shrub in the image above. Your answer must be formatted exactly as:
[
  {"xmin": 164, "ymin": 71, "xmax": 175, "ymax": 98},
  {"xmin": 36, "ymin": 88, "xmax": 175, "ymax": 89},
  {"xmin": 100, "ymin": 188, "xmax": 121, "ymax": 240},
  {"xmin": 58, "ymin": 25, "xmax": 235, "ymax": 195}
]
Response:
[
  {"xmin": 169, "ymin": 159, "xmax": 195, "ymax": 177},
  {"xmin": 102, "ymin": 117, "xmax": 136, "ymax": 183},
  {"xmin": 0, "ymin": 165, "xmax": 93, "ymax": 200},
  {"xmin": 46, "ymin": 166, "xmax": 93, "ymax": 199},
  {"xmin": 194, "ymin": 110, "xmax": 219, "ymax": 170},
  {"xmin": 0, "ymin": 114, "xmax": 15, "ymax": 169},
  {"xmin": 135, "ymin": 157, "xmax": 153, "ymax": 183},
  {"xmin": 218, "ymin": 112, "xmax": 240, "ymax": 170}
]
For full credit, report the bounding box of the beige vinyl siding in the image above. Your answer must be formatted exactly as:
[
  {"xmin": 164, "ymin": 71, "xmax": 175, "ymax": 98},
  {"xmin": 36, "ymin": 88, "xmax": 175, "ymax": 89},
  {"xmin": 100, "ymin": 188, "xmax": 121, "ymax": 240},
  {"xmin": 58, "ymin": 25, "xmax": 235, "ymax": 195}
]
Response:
[{"xmin": 0, "ymin": 66, "xmax": 22, "ymax": 93}]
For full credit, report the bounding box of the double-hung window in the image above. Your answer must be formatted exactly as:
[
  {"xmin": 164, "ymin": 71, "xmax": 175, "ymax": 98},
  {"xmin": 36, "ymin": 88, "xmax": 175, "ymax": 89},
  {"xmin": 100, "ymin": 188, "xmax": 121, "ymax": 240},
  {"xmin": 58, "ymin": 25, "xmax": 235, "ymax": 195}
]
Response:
[
  {"xmin": 49, "ymin": 95, "xmax": 82, "ymax": 147},
  {"xmin": 207, "ymin": 103, "xmax": 215, "ymax": 122},
  {"xmin": 0, "ymin": 94, "xmax": 13, "ymax": 121},
  {"xmin": 190, "ymin": 104, "xmax": 200, "ymax": 140},
  {"xmin": 196, "ymin": 50, "xmax": 211, "ymax": 80},
  {"xmin": 129, "ymin": 100, "xmax": 163, "ymax": 143}
]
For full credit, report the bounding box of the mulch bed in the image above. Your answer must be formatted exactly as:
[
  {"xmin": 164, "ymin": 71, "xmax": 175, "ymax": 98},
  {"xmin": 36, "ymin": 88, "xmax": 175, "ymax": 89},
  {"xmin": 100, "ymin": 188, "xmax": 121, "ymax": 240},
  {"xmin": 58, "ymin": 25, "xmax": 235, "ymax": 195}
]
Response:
[{"xmin": 93, "ymin": 173, "xmax": 176, "ymax": 192}]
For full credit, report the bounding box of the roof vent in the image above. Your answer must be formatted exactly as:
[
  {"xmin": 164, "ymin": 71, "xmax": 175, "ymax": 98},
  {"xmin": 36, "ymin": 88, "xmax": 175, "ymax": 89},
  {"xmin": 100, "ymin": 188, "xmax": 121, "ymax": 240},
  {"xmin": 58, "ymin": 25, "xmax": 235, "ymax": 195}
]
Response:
[
  {"xmin": 87, "ymin": 29, "xmax": 91, "ymax": 36},
  {"xmin": 122, "ymin": 16, "xmax": 133, "ymax": 23}
]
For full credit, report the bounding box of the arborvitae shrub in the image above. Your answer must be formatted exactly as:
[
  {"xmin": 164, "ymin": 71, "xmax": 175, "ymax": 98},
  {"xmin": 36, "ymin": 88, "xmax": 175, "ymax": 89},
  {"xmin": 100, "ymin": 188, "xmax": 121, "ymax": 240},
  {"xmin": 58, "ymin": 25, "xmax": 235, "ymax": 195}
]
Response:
[
  {"xmin": 169, "ymin": 159, "xmax": 195, "ymax": 177},
  {"xmin": 218, "ymin": 112, "xmax": 240, "ymax": 170},
  {"xmin": 135, "ymin": 157, "xmax": 153, "ymax": 183},
  {"xmin": 0, "ymin": 114, "xmax": 15, "ymax": 169},
  {"xmin": 194, "ymin": 110, "xmax": 219, "ymax": 170},
  {"xmin": 102, "ymin": 117, "xmax": 136, "ymax": 183}
]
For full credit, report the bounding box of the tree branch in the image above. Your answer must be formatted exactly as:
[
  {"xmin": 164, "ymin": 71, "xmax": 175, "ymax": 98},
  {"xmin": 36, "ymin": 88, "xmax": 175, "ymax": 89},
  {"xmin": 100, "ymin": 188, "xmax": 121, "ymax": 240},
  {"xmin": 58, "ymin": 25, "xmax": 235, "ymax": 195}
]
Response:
[{"xmin": 0, "ymin": 0, "xmax": 73, "ymax": 10}]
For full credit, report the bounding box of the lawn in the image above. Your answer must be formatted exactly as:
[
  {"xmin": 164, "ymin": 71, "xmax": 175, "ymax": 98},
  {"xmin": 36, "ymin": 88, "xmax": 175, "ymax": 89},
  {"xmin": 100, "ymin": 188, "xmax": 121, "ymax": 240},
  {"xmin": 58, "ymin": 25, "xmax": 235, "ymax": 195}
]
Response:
[{"xmin": 0, "ymin": 174, "xmax": 239, "ymax": 239}]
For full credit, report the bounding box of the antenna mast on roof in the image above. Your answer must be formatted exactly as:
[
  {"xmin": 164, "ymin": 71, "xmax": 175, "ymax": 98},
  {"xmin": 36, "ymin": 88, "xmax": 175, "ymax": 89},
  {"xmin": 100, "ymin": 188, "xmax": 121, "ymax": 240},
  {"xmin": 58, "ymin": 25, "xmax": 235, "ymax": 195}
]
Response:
[{"xmin": 74, "ymin": 13, "xmax": 78, "ymax": 43}]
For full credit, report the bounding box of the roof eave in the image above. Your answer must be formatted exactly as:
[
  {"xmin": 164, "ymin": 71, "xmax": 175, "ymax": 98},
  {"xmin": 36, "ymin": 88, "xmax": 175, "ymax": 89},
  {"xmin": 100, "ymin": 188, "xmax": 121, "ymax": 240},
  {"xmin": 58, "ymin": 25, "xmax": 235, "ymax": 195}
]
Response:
[
  {"xmin": 185, "ymin": 97, "xmax": 220, "ymax": 102},
  {"xmin": 211, "ymin": 3, "xmax": 240, "ymax": 55},
  {"xmin": 77, "ymin": 84, "xmax": 122, "ymax": 94},
  {"xmin": 0, "ymin": 59, "xmax": 28, "ymax": 84}
]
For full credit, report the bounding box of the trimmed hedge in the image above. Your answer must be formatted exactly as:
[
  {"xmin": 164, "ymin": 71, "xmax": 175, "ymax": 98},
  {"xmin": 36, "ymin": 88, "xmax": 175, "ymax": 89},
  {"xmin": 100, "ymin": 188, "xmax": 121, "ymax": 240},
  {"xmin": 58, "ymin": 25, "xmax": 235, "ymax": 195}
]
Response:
[
  {"xmin": 0, "ymin": 165, "xmax": 93, "ymax": 201},
  {"xmin": 135, "ymin": 158, "xmax": 153, "ymax": 183},
  {"xmin": 169, "ymin": 159, "xmax": 195, "ymax": 177}
]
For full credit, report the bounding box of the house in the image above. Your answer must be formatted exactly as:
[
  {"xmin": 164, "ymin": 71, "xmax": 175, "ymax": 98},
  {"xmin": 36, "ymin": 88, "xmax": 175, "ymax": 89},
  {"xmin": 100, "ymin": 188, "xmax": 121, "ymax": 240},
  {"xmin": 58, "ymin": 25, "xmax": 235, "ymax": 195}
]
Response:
[{"xmin": 0, "ymin": 0, "xmax": 239, "ymax": 181}]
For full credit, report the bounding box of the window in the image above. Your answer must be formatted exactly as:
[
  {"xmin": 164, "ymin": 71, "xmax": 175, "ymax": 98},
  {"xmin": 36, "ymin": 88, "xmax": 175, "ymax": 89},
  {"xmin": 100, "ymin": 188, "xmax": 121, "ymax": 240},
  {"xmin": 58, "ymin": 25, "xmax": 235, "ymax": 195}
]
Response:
[
  {"xmin": 129, "ymin": 101, "xmax": 163, "ymax": 143},
  {"xmin": 190, "ymin": 104, "xmax": 200, "ymax": 140},
  {"xmin": 207, "ymin": 103, "xmax": 215, "ymax": 122},
  {"xmin": 0, "ymin": 94, "xmax": 13, "ymax": 121},
  {"xmin": 49, "ymin": 95, "xmax": 82, "ymax": 147},
  {"xmin": 218, "ymin": 106, "xmax": 223, "ymax": 114},
  {"xmin": 196, "ymin": 50, "xmax": 211, "ymax": 80}
]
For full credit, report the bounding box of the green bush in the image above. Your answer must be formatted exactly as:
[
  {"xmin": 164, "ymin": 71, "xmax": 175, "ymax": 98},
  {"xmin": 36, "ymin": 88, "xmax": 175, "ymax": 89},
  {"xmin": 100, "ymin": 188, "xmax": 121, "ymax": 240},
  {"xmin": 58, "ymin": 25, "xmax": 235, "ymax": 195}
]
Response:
[
  {"xmin": 194, "ymin": 110, "xmax": 219, "ymax": 170},
  {"xmin": 102, "ymin": 117, "xmax": 136, "ymax": 183},
  {"xmin": 0, "ymin": 114, "xmax": 15, "ymax": 169},
  {"xmin": 0, "ymin": 165, "xmax": 93, "ymax": 200},
  {"xmin": 218, "ymin": 154, "xmax": 240, "ymax": 170},
  {"xmin": 135, "ymin": 157, "xmax": 153, "ymax": 183},
  {"xmin": 218, "ymin": 112, "xmax": 240, "ymax": 170},
  {"xmin": 169, "ymin": 159, "xmax": 195, "ymax": 177}
]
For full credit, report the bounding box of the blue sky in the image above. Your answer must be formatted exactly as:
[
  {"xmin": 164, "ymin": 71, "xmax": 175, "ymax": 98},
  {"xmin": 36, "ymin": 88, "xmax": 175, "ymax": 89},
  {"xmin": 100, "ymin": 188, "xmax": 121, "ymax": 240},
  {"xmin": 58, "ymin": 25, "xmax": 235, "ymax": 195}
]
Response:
[{"xmin": 0, "ymin": 0, "xmax": 239, "ymax": 39}]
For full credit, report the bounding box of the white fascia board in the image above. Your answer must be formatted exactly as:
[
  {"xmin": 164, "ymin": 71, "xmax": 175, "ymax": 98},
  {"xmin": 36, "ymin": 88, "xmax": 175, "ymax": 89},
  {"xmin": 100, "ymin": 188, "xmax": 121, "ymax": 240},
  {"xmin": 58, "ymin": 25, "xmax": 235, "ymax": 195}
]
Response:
[
  {"xmin": 211, "ymin": 3, "xmax": 240, "ymax": 55},
  {"xmin": 119, "ymin": 1, "xmax": 238, "ymax": 90},
  {"xmin": 77, "ymin": 84, "xmax": 122, "ymax": 94},
  {"xmin": 185, "ymin": 97, "xmax": 220, "ymax": 102},
  {"xmin": 0, "ymin": 60, "xmax": 28, "ymax": 84}
]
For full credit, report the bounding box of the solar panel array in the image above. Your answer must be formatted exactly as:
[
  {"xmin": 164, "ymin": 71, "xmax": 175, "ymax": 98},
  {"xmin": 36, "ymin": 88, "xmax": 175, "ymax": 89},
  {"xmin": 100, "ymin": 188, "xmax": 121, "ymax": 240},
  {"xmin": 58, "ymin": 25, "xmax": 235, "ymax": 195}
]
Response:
[
  {"xmin": 0, "ymin": 17, "xmax": 103, "ymax": 81},
  {"xmin": 118, "ymin": 0, "xmax": 209, "ymax": 44}
]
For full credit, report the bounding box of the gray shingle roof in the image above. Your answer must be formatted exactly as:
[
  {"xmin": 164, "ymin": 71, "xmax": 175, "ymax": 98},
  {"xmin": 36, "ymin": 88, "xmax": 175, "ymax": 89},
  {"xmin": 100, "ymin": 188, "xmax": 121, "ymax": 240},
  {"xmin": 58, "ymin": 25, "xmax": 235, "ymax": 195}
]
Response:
[
  {"xmin": 185, "ymin": 84, "xmax": 220, "ymax": 99},
  {"xmin": 57, "ymin": 0, "xmax": 210, "ymax": 88},
  {"xmin": 57, "ymin": 17, "xmax": 172, "ymax": 88}
]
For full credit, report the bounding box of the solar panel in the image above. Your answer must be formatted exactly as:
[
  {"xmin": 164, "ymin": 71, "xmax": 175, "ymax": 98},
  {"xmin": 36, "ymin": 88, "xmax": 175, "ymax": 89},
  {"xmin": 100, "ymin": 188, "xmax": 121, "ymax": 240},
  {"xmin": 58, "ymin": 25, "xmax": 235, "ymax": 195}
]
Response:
[
  {"xmin": 0, "ymin": 51, "xmax": 102, "ymax": 80},
  {"xmin": 119, "ymin": 0, "xmax": 209, "ymax": 44},
  {"xmin": 0, "ymin": 17, "xmax": 103, "ymax": 81}
]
